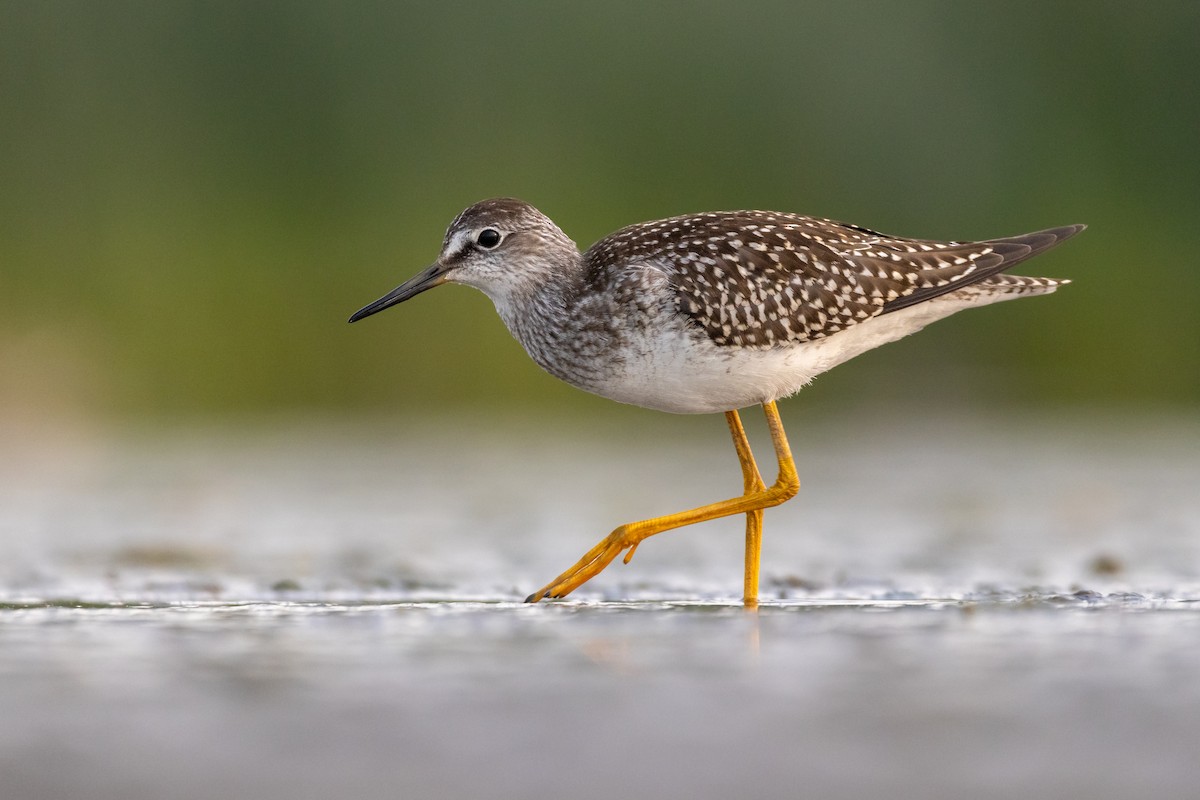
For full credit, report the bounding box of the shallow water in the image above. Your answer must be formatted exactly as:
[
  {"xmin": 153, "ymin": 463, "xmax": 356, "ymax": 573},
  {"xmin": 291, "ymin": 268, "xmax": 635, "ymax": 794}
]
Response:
[{"xmin": 2, "ymin": 412, "xmax": 1199, "ymax": 799}]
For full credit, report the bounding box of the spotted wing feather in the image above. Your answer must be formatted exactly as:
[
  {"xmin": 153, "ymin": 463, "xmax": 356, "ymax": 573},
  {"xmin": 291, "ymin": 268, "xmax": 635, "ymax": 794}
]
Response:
[
  {"xmin": 587, "ymin": 211, "xmax": 1082, "ymax": 348},
  {"xmin": 875, "ymin": 225, "xmax": 1084, "ymax": 312}
]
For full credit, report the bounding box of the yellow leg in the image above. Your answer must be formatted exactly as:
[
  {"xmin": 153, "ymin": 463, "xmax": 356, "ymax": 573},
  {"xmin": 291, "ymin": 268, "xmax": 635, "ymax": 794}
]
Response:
[
  {"xmin": 726, "ymin": 409, "xmax": 766, "ymax": 608},
  {"xmin": 526, "ymin": 401, "xmax": 799, "ymax": 602}
]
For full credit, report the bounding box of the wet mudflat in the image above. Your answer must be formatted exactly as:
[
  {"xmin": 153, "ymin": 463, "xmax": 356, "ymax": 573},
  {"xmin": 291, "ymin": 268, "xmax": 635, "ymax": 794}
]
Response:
[{"xmin": 1, "ymin": 412, "xmax": 1198, "ymax": 799}]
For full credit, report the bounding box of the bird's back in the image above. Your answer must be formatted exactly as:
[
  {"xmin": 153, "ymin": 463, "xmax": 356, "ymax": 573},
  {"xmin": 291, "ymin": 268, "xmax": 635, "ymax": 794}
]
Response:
[{"xmin": 584, "ymin": 210, "xmax": 1083, "ymax": 350}]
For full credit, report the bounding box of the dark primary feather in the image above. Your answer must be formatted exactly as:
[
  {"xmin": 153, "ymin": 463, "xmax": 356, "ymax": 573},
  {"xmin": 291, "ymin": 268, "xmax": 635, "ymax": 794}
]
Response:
[
  {"xmin": 879, "ymin": 225, "xmax": 1085, "ymax": 312},
  {"xmin": 585, "ymin": 211, "xmax": 1083, "ymax": 348}
]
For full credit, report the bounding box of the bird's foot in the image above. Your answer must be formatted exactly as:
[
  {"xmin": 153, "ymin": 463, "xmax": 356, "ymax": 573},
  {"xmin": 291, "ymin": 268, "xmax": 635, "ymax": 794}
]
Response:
[{"xmin": 525, "ymin": 524, "xmax": 642, "ymax": 603}]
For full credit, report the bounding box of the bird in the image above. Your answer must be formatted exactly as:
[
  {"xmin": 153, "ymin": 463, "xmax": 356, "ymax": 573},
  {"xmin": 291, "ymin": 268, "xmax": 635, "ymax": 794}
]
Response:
[{"xmin": 349, "ymin": 198, "xmax": 1083, "ymax": 606}]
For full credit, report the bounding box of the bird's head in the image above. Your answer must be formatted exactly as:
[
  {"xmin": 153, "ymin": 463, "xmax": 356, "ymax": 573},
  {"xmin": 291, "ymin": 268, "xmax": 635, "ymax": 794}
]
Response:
[{"xmin": 348, "ymin": 197, "xmax": 578, "ymax": 323}]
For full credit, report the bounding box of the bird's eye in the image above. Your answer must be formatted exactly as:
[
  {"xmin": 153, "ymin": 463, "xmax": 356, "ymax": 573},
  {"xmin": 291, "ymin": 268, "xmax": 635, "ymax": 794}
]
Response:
[{"xmin": 476, "ymin": 228, "xmax": 502, "ymax": 249}]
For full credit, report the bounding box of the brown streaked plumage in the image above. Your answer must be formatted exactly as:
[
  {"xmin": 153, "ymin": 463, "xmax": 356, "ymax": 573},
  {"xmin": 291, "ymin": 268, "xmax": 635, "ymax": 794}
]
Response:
[{"xmin": 588, "ymin": 210, "xmax": 1080, "ymax": 348}]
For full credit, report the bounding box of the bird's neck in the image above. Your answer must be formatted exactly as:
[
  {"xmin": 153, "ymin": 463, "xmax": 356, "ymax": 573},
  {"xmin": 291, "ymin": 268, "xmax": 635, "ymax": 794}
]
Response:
[
  {"xmin": 490, "ymin": 252, "xmax": 605, "ymax": 387},
  {"xmin": 496, "ymin": 252, "xmax": 583, "ymax": 341}
]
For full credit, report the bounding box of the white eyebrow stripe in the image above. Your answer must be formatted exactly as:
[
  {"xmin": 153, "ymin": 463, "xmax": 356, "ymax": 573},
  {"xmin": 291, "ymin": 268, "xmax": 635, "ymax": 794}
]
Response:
[{"xmin": 444, "ymin": 230, "xmax": 473, "ymax": 260}]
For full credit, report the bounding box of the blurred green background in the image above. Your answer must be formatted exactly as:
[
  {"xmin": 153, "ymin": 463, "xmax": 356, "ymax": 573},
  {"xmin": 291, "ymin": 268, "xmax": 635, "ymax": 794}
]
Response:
[{"xmin": 2, "ymin": 0, "xmax": 1197, "ymax": 425}]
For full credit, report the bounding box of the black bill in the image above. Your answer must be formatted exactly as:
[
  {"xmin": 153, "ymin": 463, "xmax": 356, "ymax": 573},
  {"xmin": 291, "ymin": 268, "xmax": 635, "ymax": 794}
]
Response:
[{"xmin": 348, "ymin": 264, "xmax": 450, "ymax": 323}]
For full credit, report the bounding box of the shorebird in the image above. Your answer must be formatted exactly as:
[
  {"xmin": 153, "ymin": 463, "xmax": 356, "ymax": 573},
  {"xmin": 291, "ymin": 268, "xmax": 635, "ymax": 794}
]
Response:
[{"xmin": 349, "ymin": 198, "xmax": 1083, "ymax": 605}]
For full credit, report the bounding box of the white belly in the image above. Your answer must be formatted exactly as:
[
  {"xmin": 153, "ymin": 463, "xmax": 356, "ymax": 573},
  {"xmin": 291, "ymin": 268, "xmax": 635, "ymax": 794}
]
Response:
[{"xmin": 588, "ymin": 289, "xmax": 1019, "ymax": 414}]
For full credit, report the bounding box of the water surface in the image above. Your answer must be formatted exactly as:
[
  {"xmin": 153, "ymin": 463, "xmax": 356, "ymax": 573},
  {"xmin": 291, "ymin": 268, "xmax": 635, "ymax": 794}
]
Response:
[{"xmin": 2, "ymin": 413, "xmax": 1198, "ymax": 799}]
